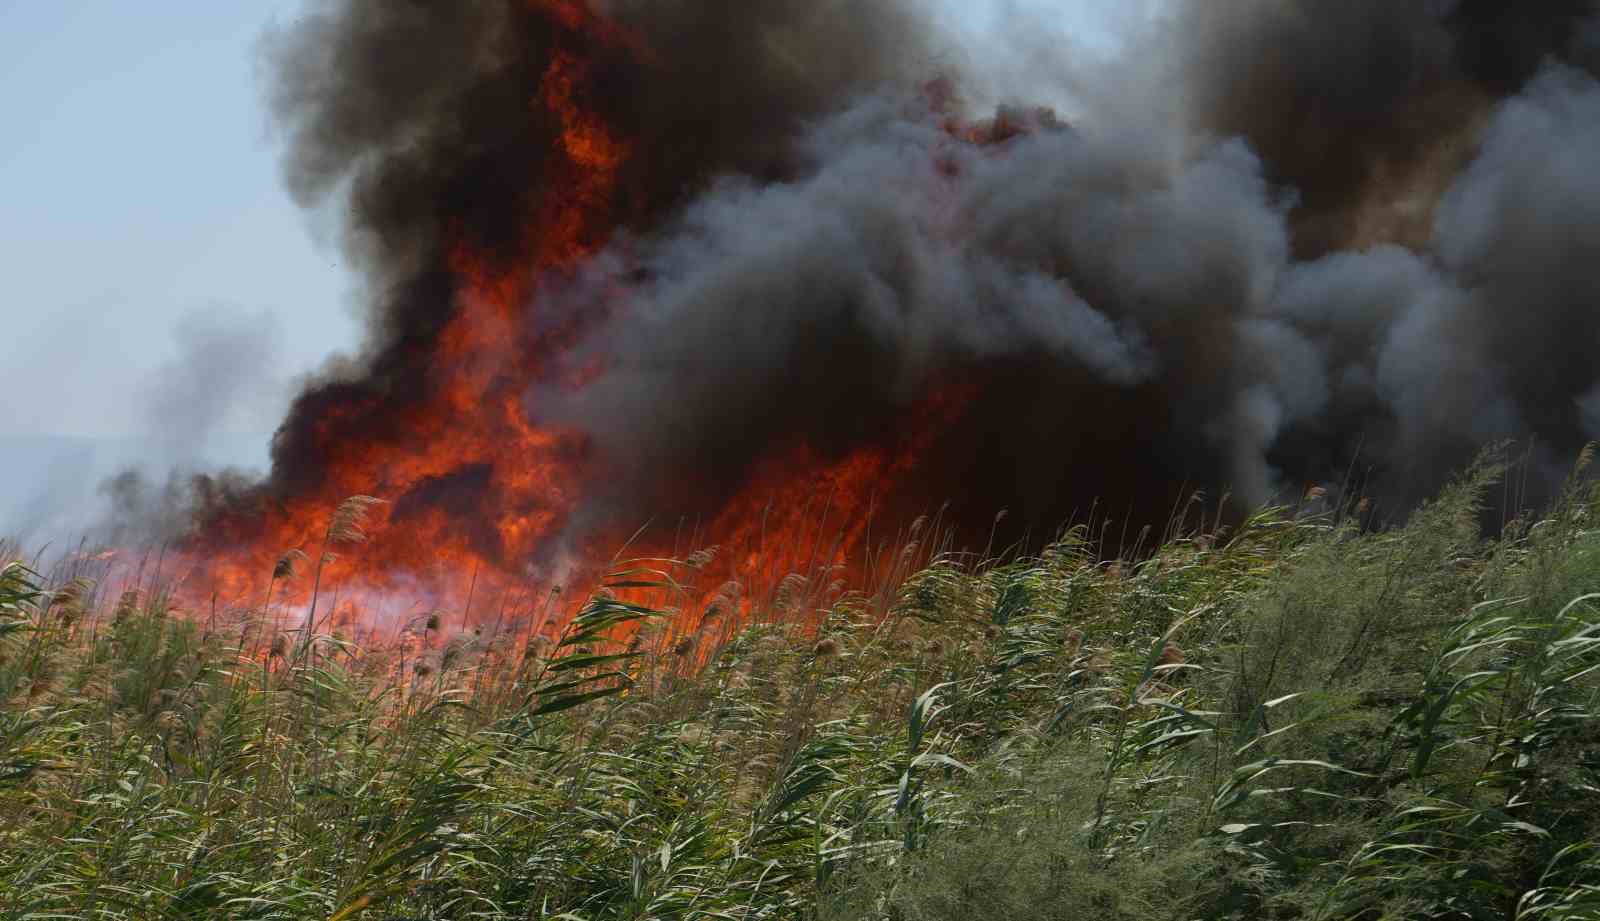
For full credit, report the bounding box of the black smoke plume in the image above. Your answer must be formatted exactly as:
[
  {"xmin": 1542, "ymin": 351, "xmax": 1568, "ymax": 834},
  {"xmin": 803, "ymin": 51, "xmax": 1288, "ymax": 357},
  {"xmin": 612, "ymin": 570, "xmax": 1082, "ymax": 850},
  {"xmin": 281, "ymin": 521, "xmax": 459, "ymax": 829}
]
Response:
[
  {"xmin": 244, "ymin": 0, "xmax": 1600, "ymax": 563},
  {"xmin": 261, "ymin": 0, "xmax": 936, "ymax": 495}
]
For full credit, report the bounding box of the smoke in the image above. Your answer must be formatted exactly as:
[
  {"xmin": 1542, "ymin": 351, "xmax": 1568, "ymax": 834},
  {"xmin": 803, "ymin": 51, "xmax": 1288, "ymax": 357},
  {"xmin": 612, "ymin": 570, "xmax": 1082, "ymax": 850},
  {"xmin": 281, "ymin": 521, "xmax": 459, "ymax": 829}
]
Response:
[
  {"xmin": 257, "ymin": 0, "xmax": 940, "ymax": 495},
  {"xmin": 171, "ymin": 0, "xmax": 1600, "ymax": 570},
  {"xmin": 1173, "ymin": 0, "xmax": 1600, "ymax": 255},
  {"xmin": 94, "ymin": 310, "xmax": 285, "ymax": 544},
  {"xmin": 137, "ymin": 310, "xmax": 285, "ymax": 471},
  {"xmin": 532, "ymin": 100, "xmax": 1282, "ymax": 525},
  {"xmin": 525, "ymin": 0, "xmax": 1600, "ymax": 537},
  {"xmin": 1, "ymin": 309, "xmax": 281, "ymax": 544}
]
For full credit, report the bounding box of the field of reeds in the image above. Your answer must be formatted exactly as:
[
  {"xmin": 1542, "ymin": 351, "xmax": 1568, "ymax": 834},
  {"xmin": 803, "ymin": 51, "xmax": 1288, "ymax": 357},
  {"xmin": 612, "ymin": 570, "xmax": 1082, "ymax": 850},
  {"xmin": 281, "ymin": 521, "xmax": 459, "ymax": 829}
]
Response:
[{"xmin": 2, "ymin": 450, "xmax": 1599, "ymax": 920}]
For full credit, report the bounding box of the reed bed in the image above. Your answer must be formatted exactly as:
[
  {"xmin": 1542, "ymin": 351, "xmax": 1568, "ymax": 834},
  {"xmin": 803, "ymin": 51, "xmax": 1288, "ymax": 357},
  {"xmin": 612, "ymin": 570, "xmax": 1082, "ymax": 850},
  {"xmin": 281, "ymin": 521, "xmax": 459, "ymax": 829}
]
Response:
[{"xmin": 1, "ymin": 451, "xmax": 1597, "ymax": 919}]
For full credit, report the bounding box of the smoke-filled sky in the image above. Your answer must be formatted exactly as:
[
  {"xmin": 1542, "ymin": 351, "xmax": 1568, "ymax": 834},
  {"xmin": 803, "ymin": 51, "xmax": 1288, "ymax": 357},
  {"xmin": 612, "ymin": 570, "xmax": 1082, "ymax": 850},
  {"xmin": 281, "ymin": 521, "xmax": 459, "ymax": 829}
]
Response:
[
  {"xmin": 9, "ymin": 0, "xmax": 1599, "ymax": 554},
  {"xmin": 0, "ymin": 1, "xmax": 1135, "ymax": 442},
  {"xmin": 0, "ymin": 0, "xmax": 1143, "ymax": 536}
]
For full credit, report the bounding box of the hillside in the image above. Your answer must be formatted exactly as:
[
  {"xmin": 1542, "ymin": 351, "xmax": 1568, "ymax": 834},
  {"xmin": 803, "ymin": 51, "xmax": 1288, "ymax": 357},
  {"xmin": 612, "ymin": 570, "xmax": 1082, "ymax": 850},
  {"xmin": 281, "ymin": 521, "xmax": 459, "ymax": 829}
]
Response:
[{"xmin": 1, "ymin": 453, "xmax": 1597, "ymax": 919}]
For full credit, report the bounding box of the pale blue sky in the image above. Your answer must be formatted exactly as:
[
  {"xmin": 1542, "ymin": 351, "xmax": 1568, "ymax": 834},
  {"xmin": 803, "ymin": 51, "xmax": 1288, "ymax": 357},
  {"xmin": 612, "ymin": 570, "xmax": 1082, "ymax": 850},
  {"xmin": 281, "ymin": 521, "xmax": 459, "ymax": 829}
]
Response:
[
  {"xmin": 1, "ymin": 2, "xmax": 352, "ymax": 443},
  {"xmin": 0, "ymin": 1, "xmax": 1140, "ymax": 449}
]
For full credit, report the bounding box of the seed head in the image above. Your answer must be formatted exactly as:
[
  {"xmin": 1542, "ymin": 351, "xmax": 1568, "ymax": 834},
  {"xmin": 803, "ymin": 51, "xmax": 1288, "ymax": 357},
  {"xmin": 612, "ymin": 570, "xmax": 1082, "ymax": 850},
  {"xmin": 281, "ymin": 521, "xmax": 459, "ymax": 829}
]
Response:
[
  {"xmin": 684, "ymin": 546, "xmax": 719, "ymax": 570},
  {"xmin": 441, "ymin": 640, "xmax": 464, "ymax": 670},
  {"xmin": 273, "ymin": 549, "xmax": 308, "ymax": 581},
  {"xmin": 327, "ymin": 495, "xmax": 386, "ymax": 545},
  {"xmin": 114, "ymin": 590, "xmax": 140, "ymax": 620},
  {"xmin": 776, "ymin": 573, "xmax": 808, "ymax": 610},
  {"xmin": 53, "ymin": 578, "xmax": 88, "ymax": 611}
]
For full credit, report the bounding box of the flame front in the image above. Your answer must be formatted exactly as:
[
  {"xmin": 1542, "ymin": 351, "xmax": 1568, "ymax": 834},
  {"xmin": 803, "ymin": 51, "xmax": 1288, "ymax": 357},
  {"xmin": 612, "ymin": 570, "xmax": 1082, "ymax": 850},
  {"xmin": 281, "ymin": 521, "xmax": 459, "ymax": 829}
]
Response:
[
  {"xmin": 90, "ymin": 0, "xmax": 1600, "ymax": 640},
  {"xmin": 174, "ymin": 2, "xmax": 977, "ymax": 631}
]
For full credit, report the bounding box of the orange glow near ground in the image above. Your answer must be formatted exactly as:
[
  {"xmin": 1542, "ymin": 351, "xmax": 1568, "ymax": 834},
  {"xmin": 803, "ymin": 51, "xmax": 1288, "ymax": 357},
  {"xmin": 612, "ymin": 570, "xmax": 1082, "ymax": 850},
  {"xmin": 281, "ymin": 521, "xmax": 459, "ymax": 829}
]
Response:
[{"xmin": 162, "ymin": 3, "xmax": 993, "ymax": 640}]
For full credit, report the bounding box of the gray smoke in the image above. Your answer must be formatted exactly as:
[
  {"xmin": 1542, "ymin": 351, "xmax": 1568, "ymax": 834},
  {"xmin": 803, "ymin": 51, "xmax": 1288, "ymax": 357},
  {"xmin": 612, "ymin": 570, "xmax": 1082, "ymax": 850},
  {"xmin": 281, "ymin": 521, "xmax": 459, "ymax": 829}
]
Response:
[
  {"xmin": 528, "ymin": 0, "xmax": 1600, "ymax": 534},
  {"xmin": 137, "ymin": 310, "xmax": 284, "ymax": 472},
  {"xmin": 252, "ymin": 0, "xmax": 941, "ymax": 505},
  {"xmin": 0, "ymin": 310, "xmax": 282, "ymax": 545},
  {"xmin": 74, "ymin": 0, "xmax": 1595, "ymax": 570}
]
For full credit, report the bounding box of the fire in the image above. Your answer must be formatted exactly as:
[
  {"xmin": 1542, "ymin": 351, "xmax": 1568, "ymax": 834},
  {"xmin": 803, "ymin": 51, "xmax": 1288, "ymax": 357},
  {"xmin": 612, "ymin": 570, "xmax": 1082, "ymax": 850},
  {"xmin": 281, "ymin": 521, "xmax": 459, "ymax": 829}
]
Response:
[{"xmin": 166, "ymin": 1, "xmax": 999, "ymax": 635}]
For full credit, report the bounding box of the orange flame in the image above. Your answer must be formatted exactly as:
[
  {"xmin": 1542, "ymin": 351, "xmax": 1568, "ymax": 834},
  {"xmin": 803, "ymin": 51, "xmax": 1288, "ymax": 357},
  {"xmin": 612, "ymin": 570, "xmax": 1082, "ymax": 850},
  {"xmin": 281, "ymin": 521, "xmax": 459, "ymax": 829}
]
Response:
[{"xmin": 168, "ymin": 2, "xmax": 989, "ymax": 640}]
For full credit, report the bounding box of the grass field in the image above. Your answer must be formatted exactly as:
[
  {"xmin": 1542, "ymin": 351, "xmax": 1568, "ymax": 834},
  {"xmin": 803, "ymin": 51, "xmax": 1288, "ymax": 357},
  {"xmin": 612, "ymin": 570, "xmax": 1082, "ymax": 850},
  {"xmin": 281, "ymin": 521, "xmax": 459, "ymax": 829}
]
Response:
[{"xmin": 2, "ymin": 450, "xmax": 1598, "ymax": 919}]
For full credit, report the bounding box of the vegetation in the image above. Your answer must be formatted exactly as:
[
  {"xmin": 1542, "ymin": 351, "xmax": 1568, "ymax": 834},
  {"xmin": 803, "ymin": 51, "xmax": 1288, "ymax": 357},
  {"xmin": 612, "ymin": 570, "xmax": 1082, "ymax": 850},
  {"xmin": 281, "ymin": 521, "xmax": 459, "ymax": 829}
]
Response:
[{"xmin": 2, "ymin": 451, "xmax": 1598, "ymax": 919}]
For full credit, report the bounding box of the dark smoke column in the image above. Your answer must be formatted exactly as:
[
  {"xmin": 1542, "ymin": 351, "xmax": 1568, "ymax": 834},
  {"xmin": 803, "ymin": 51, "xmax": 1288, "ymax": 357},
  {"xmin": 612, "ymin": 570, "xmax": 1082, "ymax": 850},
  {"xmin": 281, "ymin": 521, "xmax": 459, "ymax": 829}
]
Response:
[
  {"xmin": 183, "ymin": 0, "xmax": 941, "ymax": 596},
  {"xmin": 191, "ymin": 0, "xmax": 1600, "ymax": 603}
]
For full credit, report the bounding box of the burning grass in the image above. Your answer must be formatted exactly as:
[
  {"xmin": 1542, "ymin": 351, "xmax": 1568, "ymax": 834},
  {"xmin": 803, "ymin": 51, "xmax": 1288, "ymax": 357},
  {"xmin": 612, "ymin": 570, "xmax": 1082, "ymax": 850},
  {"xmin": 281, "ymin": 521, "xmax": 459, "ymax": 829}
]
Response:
[{"xmin": 2, "ymin": 452, "xmax": 1599, "ymax": 919}]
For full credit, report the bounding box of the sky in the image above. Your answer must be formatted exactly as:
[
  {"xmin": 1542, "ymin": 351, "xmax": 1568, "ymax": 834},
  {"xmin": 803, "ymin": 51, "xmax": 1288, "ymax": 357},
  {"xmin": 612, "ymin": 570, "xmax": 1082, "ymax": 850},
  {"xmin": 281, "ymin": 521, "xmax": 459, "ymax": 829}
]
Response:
[
  {"xmin": 0, "ymin": 1, "xmax": 1143, "ymax": 534},
  {"xmin": 1, "ymin": 3, "xmax": 353, "ymax": 445}
]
